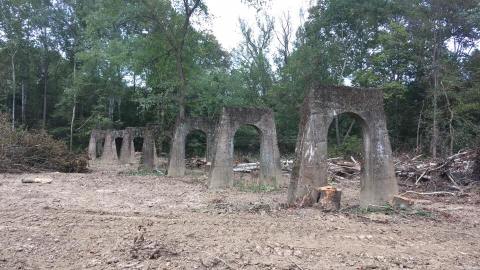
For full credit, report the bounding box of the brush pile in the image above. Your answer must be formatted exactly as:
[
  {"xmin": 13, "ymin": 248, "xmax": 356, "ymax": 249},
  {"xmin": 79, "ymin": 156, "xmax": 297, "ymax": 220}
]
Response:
[
  {"xmin": 0, "ymin": 113, "xmax": 88, "ymax": 173},
  {"xmin": 395, "ymin": 150, "xmax": 478, "ymax": 187}
]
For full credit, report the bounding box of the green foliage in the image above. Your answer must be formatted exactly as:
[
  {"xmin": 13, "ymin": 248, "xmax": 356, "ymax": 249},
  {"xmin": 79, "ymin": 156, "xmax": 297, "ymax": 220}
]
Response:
[
  {"xmin": 328, "ymin": 135, "xmax": 363, "ymax": 158},
  {"xmin": 234, "ymin": 182, "xmax": 277, "ymax": 193},
  {"xmin": 0, "ymin": 0, "xmax": 479, "ymax": 159}
]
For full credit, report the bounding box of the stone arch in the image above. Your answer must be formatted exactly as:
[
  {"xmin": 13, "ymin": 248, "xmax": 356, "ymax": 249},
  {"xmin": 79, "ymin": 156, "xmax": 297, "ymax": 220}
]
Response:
[
  {"xmin": 168, "ymin": 117, "xmax": 216, "ymax": 176},
  {"xmin": 208, "ymin": 107, "xmax": 282, "ymax": 189},
  {"xmin": 287, "ymin": 85, "xmax": 398, "ymax": 208}
]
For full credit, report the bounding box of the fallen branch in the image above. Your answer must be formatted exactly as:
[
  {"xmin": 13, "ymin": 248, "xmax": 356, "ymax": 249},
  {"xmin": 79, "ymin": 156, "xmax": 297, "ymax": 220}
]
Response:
[{"xmin": 401, "ymin": 191, "xmax": 456, "ymax": 196}]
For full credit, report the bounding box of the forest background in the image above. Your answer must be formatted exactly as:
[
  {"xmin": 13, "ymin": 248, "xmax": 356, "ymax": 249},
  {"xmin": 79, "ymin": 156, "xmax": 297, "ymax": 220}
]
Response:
[{"xmin": 0, "ymin": 0, "xmax": 479, "ymax": 160}]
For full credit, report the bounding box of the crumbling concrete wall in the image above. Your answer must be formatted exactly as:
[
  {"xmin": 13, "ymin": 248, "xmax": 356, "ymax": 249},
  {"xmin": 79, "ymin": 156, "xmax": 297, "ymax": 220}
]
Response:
[
  {"xmin": 208, "ymin": 107, "xmax": 282, "ymax": 189},
  {"xmin": 167, "ymin": 117, "xmax": 216, "ymax": 177},
  {"xmin": 287, "ymin": 85, "xmax": 398, "ymax": 208},
  {"xmin": 89, "ymin": 127, "xmax": 160, "ymax": 169}
]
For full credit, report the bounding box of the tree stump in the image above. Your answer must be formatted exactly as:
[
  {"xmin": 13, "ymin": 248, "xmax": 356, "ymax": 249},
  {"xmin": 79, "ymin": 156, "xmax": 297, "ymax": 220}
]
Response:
[{"xmin": 315, "ymin": 186, "xmax": 341, "ymax": 211}]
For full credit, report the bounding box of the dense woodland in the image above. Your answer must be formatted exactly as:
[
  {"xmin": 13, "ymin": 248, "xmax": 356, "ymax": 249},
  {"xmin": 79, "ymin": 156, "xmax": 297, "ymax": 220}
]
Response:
[{"xmin": 0, "ymin": 0, "xmax": 479, "ymax": 159}]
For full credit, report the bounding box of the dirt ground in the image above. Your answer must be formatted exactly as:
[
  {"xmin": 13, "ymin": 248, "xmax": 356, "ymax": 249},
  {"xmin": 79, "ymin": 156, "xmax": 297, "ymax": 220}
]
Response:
[{"xmin": 1, "ymin": 165, "xmax": 479, "ymax": 270}]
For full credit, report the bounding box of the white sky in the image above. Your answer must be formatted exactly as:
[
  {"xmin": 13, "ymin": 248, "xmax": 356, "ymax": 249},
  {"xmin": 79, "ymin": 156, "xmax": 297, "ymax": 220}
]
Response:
[{"xmin": 203, "ymin": 0, "xmax": 313, "ymax": 52}]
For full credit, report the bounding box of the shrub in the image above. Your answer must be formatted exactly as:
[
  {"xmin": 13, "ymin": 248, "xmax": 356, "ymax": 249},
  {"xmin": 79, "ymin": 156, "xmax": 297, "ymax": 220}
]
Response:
[{"xmin": 0, "ymin": 113, "xmax": 88, "ymax": 173}]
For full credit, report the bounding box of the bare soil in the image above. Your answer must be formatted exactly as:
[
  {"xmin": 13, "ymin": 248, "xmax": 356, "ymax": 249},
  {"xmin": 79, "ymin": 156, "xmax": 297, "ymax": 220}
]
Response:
[{"xmin": 1, "ymin": 165, "xmax": 479, "ymax": 270}]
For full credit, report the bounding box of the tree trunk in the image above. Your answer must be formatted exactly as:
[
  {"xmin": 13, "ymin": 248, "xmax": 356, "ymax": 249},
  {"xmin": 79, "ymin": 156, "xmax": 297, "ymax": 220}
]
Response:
[
  {"xmin": 430, "ymin": 32, "xmax": 439, "ymax": 158},
  {"xmin": 335, "ymin": 116, "xmax": 341, "ymax": 145},
  {"xmin": 21, "ymin": 81, "xmax": 26, "ymax": 124},
  {"xmin": 441, "ymin": 81, "xmax": 454, "ymax": 156},
  {"xmin": 11, "ymin": 51, "xmax": 16, "ymax": 130},
  {"xmin": 416, "ymin": 100, "xmax": 425, "ymax": 153},
  {"xmin": 343, "ymin": 119, "xmax": 355, "ymax": 142},
  {"xmin": 175, "ymin": 51, "xmax": 186, "ymax": 120},
  {"xmin": 42, "ymin": 26, "xmax": 49, "ymax": 130},
  {"xmin": 42, "ymin": 61, "xmax": 48, "ymax": 130},
  {"xmin": 69, "ymin": 61, "xmax": 76, "ymax": 152}
]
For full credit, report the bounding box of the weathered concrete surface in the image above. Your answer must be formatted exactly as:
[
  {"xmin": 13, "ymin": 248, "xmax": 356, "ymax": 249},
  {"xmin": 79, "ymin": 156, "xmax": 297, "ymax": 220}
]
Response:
[
  {"xmin": 90, "ymin": 127, "xmax": 162, "ymax": 168},
  {"xmin": 287, "ymin": 85, "xmax": 398, "ymax": 208},
  {"xmin": 168, "ymin": 117, "xmax": 216, "ymax": 177},
  {"xmin": 119, "ymin": 128, "xmax": 136, "ymax": 164},
  {"xmin": 100, "ymin": 130, "xmax": 118, "ymax": 164},
  {"xmin": 142, "ymin": 129, "xmax": 157, "ymax": 170},
  {"xmin": 208, "ymin": 107, "xmax": 282, "ymax": 189},
  {"xmin": 88, "ymin": 130, "xmax": 98, "ymax": 161}
]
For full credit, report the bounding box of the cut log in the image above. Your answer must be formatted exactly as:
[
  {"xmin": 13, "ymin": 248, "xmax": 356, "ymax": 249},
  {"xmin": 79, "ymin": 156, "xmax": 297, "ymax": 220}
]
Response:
[
  {"xmin": 233, "ymin": 162, "xmax": 259, "ymax": 172},
  {"xmin": 391, "ymin": 195, "xmax": 414, "ymax": 210},
  {"xmin": 315, "ymin": 186, "xmax": 341, "ymax": 211}
]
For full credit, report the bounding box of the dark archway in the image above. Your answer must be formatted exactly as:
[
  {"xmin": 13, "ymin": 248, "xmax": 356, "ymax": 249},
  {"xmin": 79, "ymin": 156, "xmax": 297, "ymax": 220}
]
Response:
[
  {"xmin": 186, "ymin": 130, "xmax": 207, "ymax": 159},
  {"xmin": 327, "ymin": 113, "xmax": 366, "ymax": 159},
  {"xmin": 327, "ymin": 112, "xmax": 368, "ymax": 206},
  {"xmin": 96, "ymin": 138, "xmax": 105, "ymax": 158},
  {"xmin": 233, "ymin": 125, "xmax": 262, "ymax": 187},
  {"xmin": 115, "ymin": 137, "xmax": 123, "ymax": 158},
  {"xmin": 133, "ymin": 137, "xmax": 144, "ymax": 152}
]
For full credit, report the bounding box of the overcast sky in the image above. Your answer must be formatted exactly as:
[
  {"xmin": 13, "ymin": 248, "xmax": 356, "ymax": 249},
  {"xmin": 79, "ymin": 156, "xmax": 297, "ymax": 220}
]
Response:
[{"xmin": 203, "ymin": 0, "xmax": 313, "ymax": 52}]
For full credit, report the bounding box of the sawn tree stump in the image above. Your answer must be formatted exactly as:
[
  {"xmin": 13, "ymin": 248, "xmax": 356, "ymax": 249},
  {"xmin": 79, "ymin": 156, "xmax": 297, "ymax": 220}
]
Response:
[{"xmin": 315, "ymin": 186, "xmax": 342, "ymax": 211}]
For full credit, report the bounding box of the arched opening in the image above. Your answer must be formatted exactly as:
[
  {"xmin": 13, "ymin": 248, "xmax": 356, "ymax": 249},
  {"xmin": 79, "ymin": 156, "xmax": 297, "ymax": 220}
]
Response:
[
  {"xmin": 96, "ymin": 137, "xmax": 105, "ymax": 158},
  {"xmin": 233, "ymin": 125, "xmax": 262, "ymax": 187},
  {"xmin": 115, "ymin": 137, "xmax": 123, "ymax": 158},
  {"xmin": 327, "ymin": 112, "xmax": 369, "ymax": 207},
  {"xmin": 185, "ymin": 130, "xmax": 207, "ymax": 173},
  {"xmin": 133, "ymin": 137, "xmax": 144, "ymax": 152}
]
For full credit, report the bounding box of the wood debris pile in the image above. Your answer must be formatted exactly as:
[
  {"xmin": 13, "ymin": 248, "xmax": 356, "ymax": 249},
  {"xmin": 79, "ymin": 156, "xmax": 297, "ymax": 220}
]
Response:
[
  {"xmin": 0, "ymin": 113, "xmax": 88, "ymax": 173},
  {"xmin": 185, "ymin": 157, "xmax": 207, "ymax": 169},
  {"xmin": 233, "ymin": 162, "xmax": 259, "ymax": 173},
  {"xmin": 394, "ymin": 150, "xmax": 479, "ymax": 187}
]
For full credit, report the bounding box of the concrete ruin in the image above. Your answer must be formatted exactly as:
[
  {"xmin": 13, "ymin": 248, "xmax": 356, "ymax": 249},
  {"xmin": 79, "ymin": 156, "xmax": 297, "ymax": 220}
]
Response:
[
  {"xmin": 208, "ymin": 107, "xmax": 282, "ymax": 189},
  {"xmin": 167, "ymin": 117, "xmax": 216, "ymax": 177},
  {"xmin": 287, "ymin": 85, "xmax": 398, "ymax": 208},
  {"xmin": 88, "ymin": 127, "xmax": 159, "ymax": 169}
]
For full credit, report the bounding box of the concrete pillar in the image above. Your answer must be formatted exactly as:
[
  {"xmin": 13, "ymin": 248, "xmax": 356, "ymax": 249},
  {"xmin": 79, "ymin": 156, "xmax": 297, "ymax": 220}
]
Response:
[
  {"xmin": 88, "ymin": 131, "xmax": 97, "ymax": 161},
  {"xmin": 208, "ymin": 113, "xmax": 234, "ymax": 188},
  {"xmin": 287, "ymin": 114, "xmax": 330, "ymax": 205},
  {"xmin": 167, "ymin": 121, "xmax": 188, "ymax": 176},
  {"xmin": 120, "ymin": 128, "xmax": 135, "ymax": 164},
  {"xmin": 142, "ymin": 129, "xmax": 156, "ymax": 170},
  {"xmin": 206, "ymin": 132, "xmax": 215, "ymax": 163},
  {"xmin": 258, "ymin": 121, "xmax": 282, "ymax": 186},
  {"xmin": 100, "ymin": 131, "xmax": 118, "ymax": 164},
  {"xmin": 359, "ymin": 113, "xmax": 398, "ymax": 207}
]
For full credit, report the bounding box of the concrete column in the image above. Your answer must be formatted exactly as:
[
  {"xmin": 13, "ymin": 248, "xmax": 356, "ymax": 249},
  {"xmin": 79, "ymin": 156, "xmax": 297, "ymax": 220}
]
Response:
[
  {"xmin": 167, "ymin": 122, "xmax": 188, "ymax": 176},
  {"xmin": 142, "ymin": 129, "xmax": 156, "ymax": 170},
  {"xmin": 120, "ymin": 128, "xmax": 135, "ymax": 164},
  {"xmin": 287, "ymin": 114, "xmax": 331, "ymax": 205},
  {"xmin": 359, "ymin": 113, "xmax": 398, "ymax": 207},
  {"xmin": 100, "ymin": 131, "xmax": 118, "ymax": 164},
  {"xmin": 206, "ymin": 132, "xmax": 215, "ymax": 163},
  {"xmin": 208, "ymin": 114, "xmax": 234, "ymax": 189},
  {"xmin": 88, "ymin": 131, "xmax": 97, "ymax": 161},
  {"xmin": 258, "ymin": 125, "xmax": 282, "ymax": 186}
]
